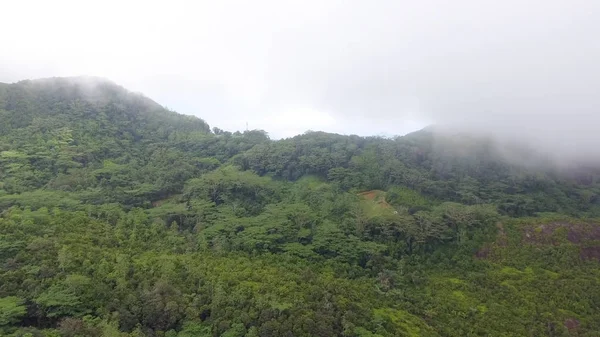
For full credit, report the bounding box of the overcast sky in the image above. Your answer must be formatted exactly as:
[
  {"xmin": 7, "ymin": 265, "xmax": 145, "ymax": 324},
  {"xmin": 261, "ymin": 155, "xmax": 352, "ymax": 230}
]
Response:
[{"xmin": 1, "ymin": 0, "xmax": 599, "ymax": 153}]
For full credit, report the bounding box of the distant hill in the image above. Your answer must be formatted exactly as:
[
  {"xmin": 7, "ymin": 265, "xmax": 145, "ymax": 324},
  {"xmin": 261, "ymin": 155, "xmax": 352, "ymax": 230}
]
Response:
[
  {"xmin": 0, "ymin": 77, "xmax": 215, "ymax": 203},
  {"xmin": 0, "ymin": 76, "xmax": 210, "ymax": 141}
]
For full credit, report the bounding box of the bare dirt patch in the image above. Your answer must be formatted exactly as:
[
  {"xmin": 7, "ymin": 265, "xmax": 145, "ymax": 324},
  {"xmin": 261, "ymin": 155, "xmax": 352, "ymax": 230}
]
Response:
[
  {"xmin": 357, "ymin": 190, "xmax": 378, "ymax": 200},
  {"xmin": 564, "ymin": 318, "xmax": 580, "ymax": 331},
  {"xmin": 357, "ymin": 190, "xmax": 392, "ymax": 209}
]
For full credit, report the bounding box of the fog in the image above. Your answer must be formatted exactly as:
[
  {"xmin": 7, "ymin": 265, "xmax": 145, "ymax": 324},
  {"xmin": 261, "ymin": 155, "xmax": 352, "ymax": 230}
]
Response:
[{"xmin": 1, "ymin": 0, "xmax": 599, "ymax": 162}]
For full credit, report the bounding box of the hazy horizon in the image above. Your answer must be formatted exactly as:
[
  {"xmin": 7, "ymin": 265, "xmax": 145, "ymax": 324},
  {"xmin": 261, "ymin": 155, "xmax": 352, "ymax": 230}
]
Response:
[
  {"xmin": 0, "ymin": 75, "xmax": 426, "ymax": 140},
  {"xmin": 2, "ymin": 0, "xmax": 599, "ymax": 160}
]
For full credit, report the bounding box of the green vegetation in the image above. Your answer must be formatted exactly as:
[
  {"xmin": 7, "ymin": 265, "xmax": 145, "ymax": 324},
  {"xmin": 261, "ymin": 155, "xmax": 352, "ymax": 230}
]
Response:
[{"xmin": 0, "ymin": 77, "xmax": 599, "ymax": 336}]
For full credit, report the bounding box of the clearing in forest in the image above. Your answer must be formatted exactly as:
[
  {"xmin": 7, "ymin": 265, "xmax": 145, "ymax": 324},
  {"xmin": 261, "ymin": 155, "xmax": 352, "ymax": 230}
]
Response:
[
  {"xmin": 357, "ymin": 190, "xmax": 392, "ymax": 208},
  {"xmin": 357, "ymin": 190, "xmax": 397, "ymax": 217}
]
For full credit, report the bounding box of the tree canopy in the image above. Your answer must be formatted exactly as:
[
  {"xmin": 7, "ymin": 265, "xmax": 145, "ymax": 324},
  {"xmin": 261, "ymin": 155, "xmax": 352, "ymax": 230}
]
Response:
[{"xmin": 0, "ymin": 77, "xmax": 599, "ymax": 336}]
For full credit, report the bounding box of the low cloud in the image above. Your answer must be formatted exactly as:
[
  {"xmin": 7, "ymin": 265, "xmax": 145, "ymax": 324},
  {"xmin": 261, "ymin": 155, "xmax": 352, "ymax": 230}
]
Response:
[{"xmin": 1, "ymin": 0, "xmax": 599, "ymax": 163}]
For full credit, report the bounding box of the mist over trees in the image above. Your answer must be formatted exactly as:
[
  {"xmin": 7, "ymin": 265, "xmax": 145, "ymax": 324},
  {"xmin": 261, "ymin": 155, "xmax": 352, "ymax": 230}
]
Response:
[{"xmin": 0, "ymin": 77, "xmax": 599, "ymax": 336}]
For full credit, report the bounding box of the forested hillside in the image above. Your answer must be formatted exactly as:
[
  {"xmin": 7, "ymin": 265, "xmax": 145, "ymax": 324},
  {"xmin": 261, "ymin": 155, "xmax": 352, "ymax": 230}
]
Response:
[{"xmin": 1, "ymin": 77, "xmax": 599, "ymax": 337}]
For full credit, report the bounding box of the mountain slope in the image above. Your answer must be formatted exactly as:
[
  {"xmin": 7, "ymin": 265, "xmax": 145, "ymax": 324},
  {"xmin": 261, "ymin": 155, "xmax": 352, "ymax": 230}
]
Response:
[
  {"xmin": 0, "ymin": 77, "xmax": 599, "ymax": 337},
  {"xmin": 0, "ymin": 77, "xmax": 268, "ymax": 205}
]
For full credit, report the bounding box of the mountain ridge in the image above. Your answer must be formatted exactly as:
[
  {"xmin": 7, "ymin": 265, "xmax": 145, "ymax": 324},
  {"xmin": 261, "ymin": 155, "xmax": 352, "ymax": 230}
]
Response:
[{"xmin": 0, "ymin": 77, "xmax": 599, "ymax": 336}]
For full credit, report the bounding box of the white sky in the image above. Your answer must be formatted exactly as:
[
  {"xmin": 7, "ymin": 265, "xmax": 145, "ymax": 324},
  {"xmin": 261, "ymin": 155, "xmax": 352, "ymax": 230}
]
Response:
[{"xmin": 1, "ymin": 0, "xmax": 599, "ymax": 146}]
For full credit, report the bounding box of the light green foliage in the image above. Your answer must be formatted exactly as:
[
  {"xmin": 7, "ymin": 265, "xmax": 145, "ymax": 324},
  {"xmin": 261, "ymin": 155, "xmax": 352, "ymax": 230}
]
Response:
[
  {"xmin": 35, "ymin": 285, "xmax": 86, "ymax": 318},
  {"xmin": 0, "ymin": 297, "xmax": 26, "ymax": 326},
  {"xmin": 373, "ymin": 308, "xmax": 436, "ymax": 337},
  {"xmin": 175, "ymin": 322, "xmax": 211, "ymax": 337},
  {"xmin": 386, "ymin": 186, "xmax": 430, "ymax": 211},
  {"xmin": 0, "ymin": 77, "xmax": 599, "ymax": 336}
]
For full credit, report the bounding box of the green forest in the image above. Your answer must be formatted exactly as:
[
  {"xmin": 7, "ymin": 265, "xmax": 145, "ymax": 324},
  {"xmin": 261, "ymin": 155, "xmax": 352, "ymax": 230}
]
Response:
[{"xmin": 0, "ymin": 77, "xmax": 599, "ymax": 336}]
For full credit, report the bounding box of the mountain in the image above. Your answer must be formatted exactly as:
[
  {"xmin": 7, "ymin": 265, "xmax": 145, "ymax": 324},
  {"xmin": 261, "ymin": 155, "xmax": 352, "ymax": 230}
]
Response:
[{"xmin": 0, "ymin": 77, "xmax": 599, "ymax": 336}]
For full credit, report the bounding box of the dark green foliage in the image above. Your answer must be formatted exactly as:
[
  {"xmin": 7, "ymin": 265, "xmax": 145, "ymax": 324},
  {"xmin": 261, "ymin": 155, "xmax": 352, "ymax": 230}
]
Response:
[{"xmin": 0, "ymin": 77, "xmax": 599, "ymax": 336}]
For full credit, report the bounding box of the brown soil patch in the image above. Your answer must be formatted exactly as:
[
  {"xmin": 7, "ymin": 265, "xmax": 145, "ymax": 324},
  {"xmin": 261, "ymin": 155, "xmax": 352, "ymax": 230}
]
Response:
[
  {"xmin": 564, "ymin": 318, "xmax": 580, "ymax": 331},
  {"xmin": 357, "ymin": 190, "xmax": 379, "ymax": 200},
  {"xmin": 357, "ymin": 190, "xmax": 392, "ymax": 209}
]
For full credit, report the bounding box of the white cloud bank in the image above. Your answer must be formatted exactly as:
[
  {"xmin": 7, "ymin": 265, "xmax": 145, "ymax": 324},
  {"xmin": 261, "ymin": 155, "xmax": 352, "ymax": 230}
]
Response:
[{"xmin": 1, "ymin": 0, "xmax": 599, "ymax": 156}]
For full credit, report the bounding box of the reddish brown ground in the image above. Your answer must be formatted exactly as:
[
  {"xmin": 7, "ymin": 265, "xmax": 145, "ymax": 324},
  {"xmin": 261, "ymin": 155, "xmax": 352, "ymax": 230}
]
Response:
[
  {"xmin": 357, "ymin": 190, "xmax": 392, "ymax": 209},
  {"xmin": 357, "ymin": 190, "xmax": 379, "ymax": 200},
  {"xmin": 564, "ymin": 318, "xmax": 580, "ymax": 331}
]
